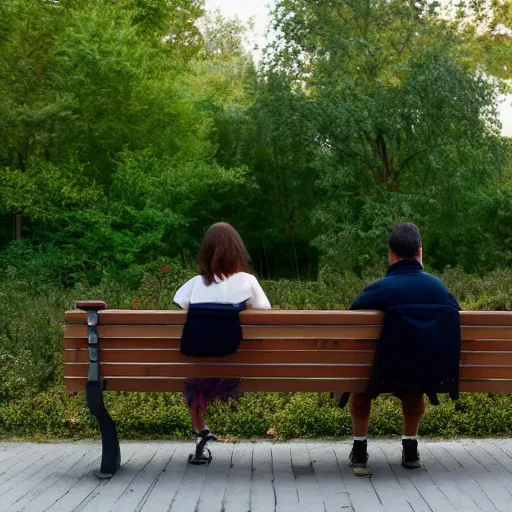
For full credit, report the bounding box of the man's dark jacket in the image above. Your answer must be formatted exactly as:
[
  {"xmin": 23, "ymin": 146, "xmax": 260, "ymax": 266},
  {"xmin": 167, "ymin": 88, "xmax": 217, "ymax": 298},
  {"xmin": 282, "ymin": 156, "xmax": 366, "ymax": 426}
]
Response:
[{"xmin": 350, "ymin": 259, "xmax": 461, "ymax": 404}]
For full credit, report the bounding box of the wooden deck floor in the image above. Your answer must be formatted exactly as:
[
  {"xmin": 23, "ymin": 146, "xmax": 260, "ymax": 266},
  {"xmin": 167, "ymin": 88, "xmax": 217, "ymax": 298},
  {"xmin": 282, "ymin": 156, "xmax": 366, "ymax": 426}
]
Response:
[{"xmin": 1, "ymin": 439, "xmax": 512, "ymax": 511}]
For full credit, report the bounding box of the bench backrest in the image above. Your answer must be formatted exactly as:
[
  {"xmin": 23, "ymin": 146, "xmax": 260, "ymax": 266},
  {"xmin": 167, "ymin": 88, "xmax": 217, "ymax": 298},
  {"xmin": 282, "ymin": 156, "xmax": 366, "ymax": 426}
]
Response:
[{"xmin": 64, "ymin": 310, "xmax": 512, "ymax": 394}]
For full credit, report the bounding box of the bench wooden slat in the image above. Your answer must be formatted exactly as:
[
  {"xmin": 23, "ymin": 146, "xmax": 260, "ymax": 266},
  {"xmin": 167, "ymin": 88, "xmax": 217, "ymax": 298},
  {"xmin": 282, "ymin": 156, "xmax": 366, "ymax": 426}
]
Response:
[
  {"xmin": 63, "ymin": 350, "xmax": 376, "ymax": 364},
  {"xmin": 63, "ymin": 324, "xmax": 512, "ymax": 341},
  {"xmin": 63, "ymin": 308, "xmax": 512, "ymax": 396},
  {"xmin": 63, "ymin": 363, "xmax": 512, "ymax": 379},
  {"xmin": 64, "ymin": 325, "xmax": 383, "ymax": 340},
  {"xmin": 63, "ymin": 309, "xmax": 512, "ymax": 326},
  {"xmin": 63, "ymin": 338, "xmax": 379, "ymax": 351},
  {"xmin": 63, "ymin": 377, "xmax": 512, "ymax": 394},
  {"xmin": 460, "ymin": 311, "xmax": 512, "ymax": 325},
  {"xmin": 62, "ymin": 337, "xmax": 512, "ymax": 352},
  {"xmin": 63, "ymin": 377, "xmax": 371, "ymax": 393},
  {"xmin": 64, "ymin": 310, "xmax": 385, "ymax": 325},
  {"xmin": 63, "ymin": 349, "xmax": 512, "ymax": 366},
  {"xmin": 64, "ymin": 364, "xmax": 373, "ymax": 378}
]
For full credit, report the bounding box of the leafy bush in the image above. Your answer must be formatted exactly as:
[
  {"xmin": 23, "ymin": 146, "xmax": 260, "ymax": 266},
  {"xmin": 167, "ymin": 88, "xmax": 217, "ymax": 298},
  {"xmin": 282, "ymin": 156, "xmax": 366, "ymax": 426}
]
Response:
[
  {"xmin": 2, "ymin": 388, "xmax": 512, "ymax": 440},
  {"xmin": 0, "ymin": 264, "xmax": 511, "ymax": 439}
]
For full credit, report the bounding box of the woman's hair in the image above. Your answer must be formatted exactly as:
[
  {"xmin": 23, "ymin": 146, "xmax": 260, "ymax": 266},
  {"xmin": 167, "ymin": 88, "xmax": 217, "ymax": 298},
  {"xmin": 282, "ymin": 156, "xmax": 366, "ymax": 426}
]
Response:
[{"xmin": 198, "ymin": 222, "xmax": 252, "ymax": 285}]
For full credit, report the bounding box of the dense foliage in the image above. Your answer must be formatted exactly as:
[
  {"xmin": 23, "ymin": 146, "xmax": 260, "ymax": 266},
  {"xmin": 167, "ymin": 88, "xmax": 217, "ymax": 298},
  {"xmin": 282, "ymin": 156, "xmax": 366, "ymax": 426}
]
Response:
[
  {"xmin": 0, "ymin": 0, "xmax": 512, "ymax": 438},
  {"xmin": 1, "ymin": 0, "xmax": 511, "ymax": 281}
]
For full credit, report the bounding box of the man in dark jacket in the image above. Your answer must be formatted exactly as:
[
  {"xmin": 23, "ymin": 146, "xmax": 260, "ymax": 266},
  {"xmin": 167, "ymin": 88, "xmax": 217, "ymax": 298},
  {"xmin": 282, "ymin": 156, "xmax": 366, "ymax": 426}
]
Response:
[{"xmin": 347, "ymin": 223, "xmax": 460, "ymax": 473}]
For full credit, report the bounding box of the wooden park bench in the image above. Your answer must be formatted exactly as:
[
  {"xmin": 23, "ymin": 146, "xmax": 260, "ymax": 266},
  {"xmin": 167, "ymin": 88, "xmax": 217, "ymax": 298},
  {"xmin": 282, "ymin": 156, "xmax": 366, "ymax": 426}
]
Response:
[{"xmin": 64, "ymin": 301, "xmax": 512, "ymax": 477}]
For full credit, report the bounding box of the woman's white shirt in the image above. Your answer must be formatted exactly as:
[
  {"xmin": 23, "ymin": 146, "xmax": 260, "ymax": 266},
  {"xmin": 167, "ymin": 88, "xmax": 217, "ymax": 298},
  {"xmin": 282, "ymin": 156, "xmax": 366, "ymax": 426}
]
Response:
[{"xmin": 173, "ymin": 272, "xmax": 271, "ymax": 310}]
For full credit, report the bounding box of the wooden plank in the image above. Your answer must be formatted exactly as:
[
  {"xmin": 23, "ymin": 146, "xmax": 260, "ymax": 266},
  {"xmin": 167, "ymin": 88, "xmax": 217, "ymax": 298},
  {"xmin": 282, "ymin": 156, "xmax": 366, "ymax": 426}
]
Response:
[
  {"xmin": 459, "ymin": 380, "xmax": 512, "ymax": 393},
  {"xmin": 0, "ymin": 444, "xmax": 33, "ymax": 466},
  {"xmin": 462, "ymin": 340, "xmax": 512, "ymax": 351},
  {"xmin": 65, "ymin": 325, "xmax": 182, "ymax": 339},
  {"xmin": 64, "ymin": 362, "xmax": 512, "ymax": 380},
  {"xmin": 65, "ymin": 309, "xmax": 386, "ymax": 326},
  {"xmin": 377, "ymin": 442, "xmax": 441, "ymax": 512},
  {"xmin": 248, "ymin": 443, "xmax": 275, "ymax": 512},
  {"xmin": 461, "ymin": 311, "xmax": 512, "ymax": 325},
  {"xmin": 62, "ymin": 337, "xmax": 512, "ymax": 353},
  {"xmin": 64, "ymin": 308, "xmax": 512, "ymax": 326},
  {"xmin": 379, "ymin": 442, "xmax": 457, "ymax": 512},
  {"xmin": 461, "ymin": 352, "xmax": 512, "ymax": 365},
  {"xmin": 333, "ymin": 443, "xmax": 385, "ymax": 512},
  {"xmin": 306, "ymin": 443, "xmax": 352, "ymax": 512},
  {"xmin": 64, "ymin": 377, "xmax": 370, "ymax": 394},
  {"xmin": 442, "ymin": 441, "xmax": 512, "ymax": 512},
  {"xmin": 64, "ymin": 376, "xmax": 512, "ymax": 394},
  {"xmin": 419, "ymin": 445, "xmax": 481, "ymax": 512},
  {"xmin": 459, "ymin": 440, "xmax": 512, "ymax": 495},
  {"xmin": 0, "ymin": 444, "xmax": 68, "ymax": 493},
  {"xmin": 270, "ymin": 444, "xmax": 299, "ymax": 512},
  {"xmin": 0, "ymin": 445, "xmax": 45, "ymax": 480},
  {"xmin": 364, "ymin": 444, "xmax": 421, "ymax": 512},
  {"xmin": 64, "ymin": 349, "xmax": 376, "ymax": 365},
  {"xmin": 426, "ymin": 443, "xmax": 502, "ymax": 512},
  {"xmin": 167, "ymin": 448, "xmax": 209, "ymax": 512},
  {"xmin": 21, "ymin": 447, "xmax": 102, "ymax": 512},
  {"xmin": 63, "ymin": 348, "xmax": 512, "ymax": 365},
  {"xmin": 65, "ymin": 324, "xmax": 385, "ymax": 340},
  {"xmin": 63, "ymin": 323, "xmax": 512, "ymax": 341},
  {"xmin": 289, "ymin": 443, "xmax": 324, "ymax": 512},
  {"xmin": 460, "ymin": 367, "xmax": 512, "ymax": 379},
  {"xmin": 396, "ymin": 444, "xmax": 458, "ymax": 512},
  {"xmin": 474, "ymin": 439, "xmax": 512, "ymax": 475},
  {"xmin": 488, "ymin": 438, "xmax": 512, "ymax": 459},
  {"xmin": 63, "ymin": 363, "xmax": 374, "ymax": 379},
  {"xmin": 80, "ymin": 444, "xmax": 158, "ymax": 512},
  {"xmin": 196, "ymin": 443, "xmax": 234, "ymax": 512},
  {"xmin": 139, "ymin": 443, "xmax": 191, "ymax": 512},
  {"xmin": 110, "ymin": 444, "xmax": 175, "ymax": 512},
  {"xmin": 64, "ymin": 338, "xmax": 379, "ymax": 351},
  {"xmin": 7, "ymin": 445, "xmax": 87, "ymax": 512},
  {"xmin": 46, "ymin": 443, "xmax": 140, "ymax": 512},
  {"xmin": 222, "ymin": 443, "xmax": 254, "ymax": 512}
]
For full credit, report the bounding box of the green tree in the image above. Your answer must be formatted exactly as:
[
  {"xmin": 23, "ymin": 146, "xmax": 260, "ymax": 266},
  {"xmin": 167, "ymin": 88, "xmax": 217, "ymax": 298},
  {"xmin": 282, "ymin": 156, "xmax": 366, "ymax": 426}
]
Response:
[{"xmin": 270, "ymin": 0, "xmax": 510, "ymax": 273}]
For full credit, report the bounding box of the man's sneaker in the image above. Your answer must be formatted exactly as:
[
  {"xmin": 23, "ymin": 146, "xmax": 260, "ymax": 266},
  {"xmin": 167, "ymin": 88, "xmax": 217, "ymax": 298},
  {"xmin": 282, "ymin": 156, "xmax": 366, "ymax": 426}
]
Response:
[
  {"xmin": 349, "ymin": 440, "xmax": 372, "ymax": 475},
  {"xmin": 402, "ymin": 439, "xmax": 421, "ymax": 469}
]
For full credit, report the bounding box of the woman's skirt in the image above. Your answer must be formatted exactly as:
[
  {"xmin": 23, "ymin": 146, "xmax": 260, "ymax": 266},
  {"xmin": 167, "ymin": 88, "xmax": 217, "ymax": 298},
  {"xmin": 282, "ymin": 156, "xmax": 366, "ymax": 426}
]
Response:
[{"xmin": 184, "ymin": 377, "xmax": 241, "ymax": 412}]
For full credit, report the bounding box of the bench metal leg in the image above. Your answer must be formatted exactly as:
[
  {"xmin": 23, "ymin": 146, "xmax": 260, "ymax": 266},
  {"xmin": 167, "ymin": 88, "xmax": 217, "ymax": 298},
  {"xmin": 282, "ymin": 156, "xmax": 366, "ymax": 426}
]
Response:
[{"xmin": 87, "ymin": 381, "xmax": 121, "ymax": 478}]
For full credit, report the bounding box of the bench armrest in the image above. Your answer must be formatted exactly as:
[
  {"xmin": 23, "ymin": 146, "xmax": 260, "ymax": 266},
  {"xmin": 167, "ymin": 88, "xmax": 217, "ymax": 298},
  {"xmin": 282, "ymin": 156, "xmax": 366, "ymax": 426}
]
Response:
[{"xmin": 75, "ymin": 300, "xmax": 108, "ymax": 312}]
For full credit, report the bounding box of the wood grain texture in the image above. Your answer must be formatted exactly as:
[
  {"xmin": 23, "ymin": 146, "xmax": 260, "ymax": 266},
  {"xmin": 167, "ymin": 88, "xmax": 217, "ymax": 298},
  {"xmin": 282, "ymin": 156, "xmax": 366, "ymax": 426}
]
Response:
[
  {"xmin": 64, "ymin": 376, "xmax": 512, "ymax": 394},
  {"xmin": 63, "ymin": 307, "xmax": 512, "ymax": 395},
  {"xmin": 64, "ymin": 363, "xmax": 373, "ymax": 378},
  {"xmin": 64, "ymin": 324, "xmax": 384, "ymax": 340},
  {"xmin": 63, "ymin": 349, "xmax": 376, "ymax": 364},
  {"xmin": 64, "ymin": 338, "xmax": 379, "ymax": 350},
  {"xmin": 63, "ymin": 363, "xmax": 512, "ymax": 380},
  {"xmin": 62, "ymin": 337, "xmax": 512, "ymax": 352},
  {"xmin": 65, "ymin": 309, "xmax": 386, "ymax": 325},
  {"xmin": 63, "ymin": 323, "xmax": 512, "ymax": 341},
  {"xmin": 64, "ymin": 308, "xmax": 512, "ymax": 326},
  {"xmin": 63, "ymin": 348, "xmax": 512, "ymax": 366}
]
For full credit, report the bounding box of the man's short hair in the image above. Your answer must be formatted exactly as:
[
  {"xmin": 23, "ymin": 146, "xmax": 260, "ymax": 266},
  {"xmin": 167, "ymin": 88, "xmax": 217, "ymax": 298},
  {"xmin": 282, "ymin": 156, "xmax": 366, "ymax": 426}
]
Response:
[{"xmin": 388, "ymin": 223, "xmax": 422, "ymax": 258}]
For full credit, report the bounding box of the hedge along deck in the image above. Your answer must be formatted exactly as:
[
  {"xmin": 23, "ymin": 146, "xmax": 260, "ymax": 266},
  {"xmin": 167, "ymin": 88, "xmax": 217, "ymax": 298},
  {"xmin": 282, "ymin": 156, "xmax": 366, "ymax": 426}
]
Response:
[{"xmin": 63, "ymin": 303, "xmax": 512, "ymax": 477}]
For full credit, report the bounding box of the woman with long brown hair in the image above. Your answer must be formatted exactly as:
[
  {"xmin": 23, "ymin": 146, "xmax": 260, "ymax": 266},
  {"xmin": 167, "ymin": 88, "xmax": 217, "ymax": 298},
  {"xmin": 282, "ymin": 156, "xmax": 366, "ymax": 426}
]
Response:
[{"xmin": 174, "ymin": 222, "xmax": 271, "ymax": 463}]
